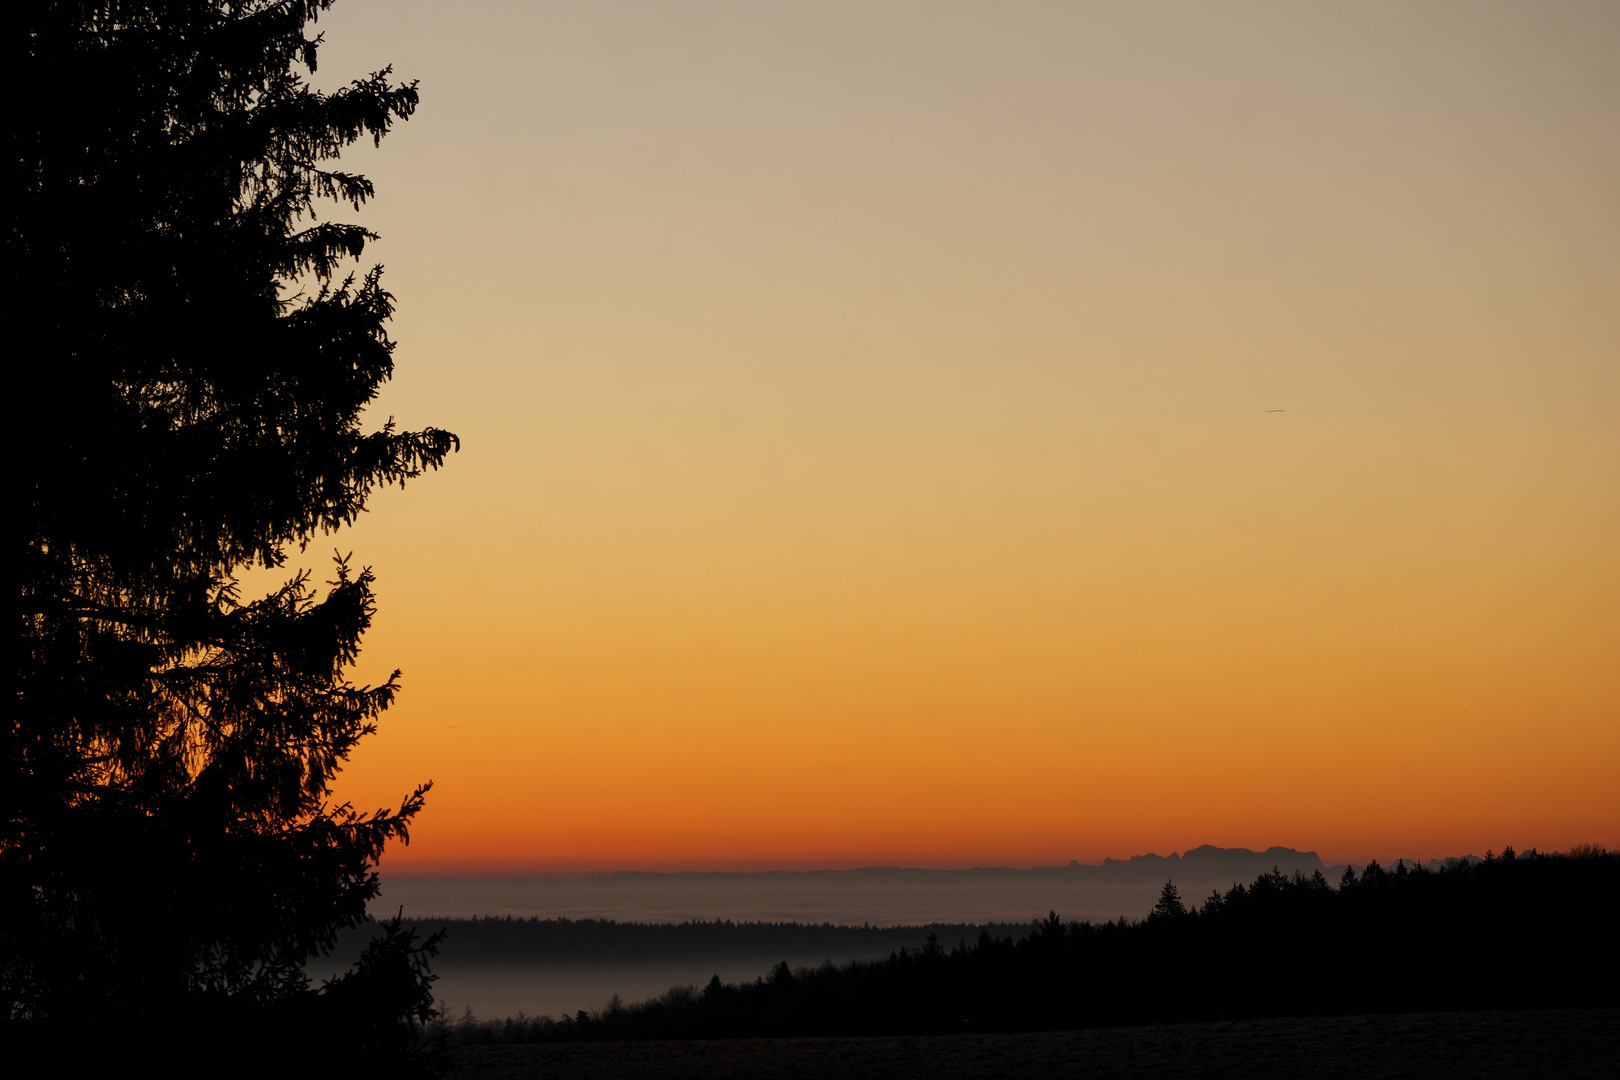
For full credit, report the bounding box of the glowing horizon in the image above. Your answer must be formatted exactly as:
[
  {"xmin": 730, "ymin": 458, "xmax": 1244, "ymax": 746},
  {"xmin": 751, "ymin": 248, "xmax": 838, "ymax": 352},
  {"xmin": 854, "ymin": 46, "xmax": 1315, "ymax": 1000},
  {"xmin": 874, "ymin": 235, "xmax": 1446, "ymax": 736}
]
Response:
[{"xmin": 290, "ymin": 1, "xmax": 1614, "ymax": 874}]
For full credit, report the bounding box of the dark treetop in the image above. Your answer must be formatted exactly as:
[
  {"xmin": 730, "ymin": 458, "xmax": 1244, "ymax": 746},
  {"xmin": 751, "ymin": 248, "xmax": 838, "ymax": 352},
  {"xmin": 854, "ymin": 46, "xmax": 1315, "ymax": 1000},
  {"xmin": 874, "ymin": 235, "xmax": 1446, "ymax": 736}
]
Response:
[{"xmin": 9, "ymin": 1, "xmax": 454, "ymax": 1071}]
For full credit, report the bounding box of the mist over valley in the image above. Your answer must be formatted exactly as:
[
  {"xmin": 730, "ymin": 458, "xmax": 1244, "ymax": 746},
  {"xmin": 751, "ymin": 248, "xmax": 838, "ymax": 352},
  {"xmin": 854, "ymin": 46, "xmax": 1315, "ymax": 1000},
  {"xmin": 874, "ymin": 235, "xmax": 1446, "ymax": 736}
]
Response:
[{"xmin": 346, "ymin": 846, "xmax": 1482, "ymax": 1019}]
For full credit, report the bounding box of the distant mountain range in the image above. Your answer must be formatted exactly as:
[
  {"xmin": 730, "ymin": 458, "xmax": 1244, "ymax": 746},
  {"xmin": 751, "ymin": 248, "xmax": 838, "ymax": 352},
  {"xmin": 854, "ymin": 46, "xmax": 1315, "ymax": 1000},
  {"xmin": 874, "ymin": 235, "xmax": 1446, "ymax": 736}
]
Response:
[
  {"xmin": 1095, "ymin": 844, "xmax": 1331, "ymax": 874},
  {"xmin": 605, "ymin": 845, "xmax": 1477, "ymax": 882}
]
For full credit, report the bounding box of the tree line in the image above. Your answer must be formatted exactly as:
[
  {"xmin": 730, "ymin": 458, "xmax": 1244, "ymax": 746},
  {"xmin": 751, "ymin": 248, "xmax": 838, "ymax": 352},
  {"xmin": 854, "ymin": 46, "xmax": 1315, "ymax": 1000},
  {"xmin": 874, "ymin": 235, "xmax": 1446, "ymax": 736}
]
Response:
[
  {"xmin": 334, "ymin": 917, "xmax": 1038, "ymax": 967},
  {"xmin": 439, "ymin": 847, "xmax": 1618, "ymax": 1044}
]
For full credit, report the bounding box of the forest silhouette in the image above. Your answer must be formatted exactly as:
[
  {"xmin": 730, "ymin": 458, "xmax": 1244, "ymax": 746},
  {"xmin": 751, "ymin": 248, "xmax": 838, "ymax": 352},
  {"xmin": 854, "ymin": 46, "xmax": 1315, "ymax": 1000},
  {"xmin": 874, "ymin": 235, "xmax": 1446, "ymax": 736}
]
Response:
[{"xmin": 433, "ymin": 848, "xmax": 1618, "ymax": 1044}]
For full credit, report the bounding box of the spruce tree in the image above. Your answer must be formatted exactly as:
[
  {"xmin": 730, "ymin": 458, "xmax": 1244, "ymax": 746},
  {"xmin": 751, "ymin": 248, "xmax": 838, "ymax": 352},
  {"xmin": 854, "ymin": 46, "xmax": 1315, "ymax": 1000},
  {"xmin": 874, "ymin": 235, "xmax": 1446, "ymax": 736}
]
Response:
[
  {"xmin": 1150, "ymin": 879, "xmax": 1187, "ymax": 920},
  {"xmin": 9, "ymin": 1, "xmax": 456, "ymax": 1065}
]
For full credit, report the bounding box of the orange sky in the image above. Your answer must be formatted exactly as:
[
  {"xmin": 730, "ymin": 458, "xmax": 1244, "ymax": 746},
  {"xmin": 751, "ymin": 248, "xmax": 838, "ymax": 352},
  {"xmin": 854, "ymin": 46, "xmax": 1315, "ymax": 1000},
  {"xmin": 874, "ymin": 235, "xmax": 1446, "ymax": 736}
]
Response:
[{"xmin": 292, "ymin": 1, "xmax": 1617, "ymax": 871}]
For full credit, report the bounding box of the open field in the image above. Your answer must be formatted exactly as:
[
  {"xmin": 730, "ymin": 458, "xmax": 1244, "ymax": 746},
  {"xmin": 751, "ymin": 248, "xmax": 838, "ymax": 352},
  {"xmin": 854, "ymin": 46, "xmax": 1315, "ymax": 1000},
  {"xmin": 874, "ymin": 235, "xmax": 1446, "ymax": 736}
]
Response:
[{"xmin": 447, "ymin": 1006, "xmax": 1619, "ymax": 1079}]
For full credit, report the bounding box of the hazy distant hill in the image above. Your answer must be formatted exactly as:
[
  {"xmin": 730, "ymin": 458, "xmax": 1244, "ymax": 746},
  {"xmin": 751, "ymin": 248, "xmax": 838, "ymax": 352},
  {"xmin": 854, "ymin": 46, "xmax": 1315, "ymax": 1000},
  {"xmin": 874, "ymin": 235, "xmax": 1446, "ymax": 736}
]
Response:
[
  {"xmin": 341, "ymin": 918, "xmax": 1032, "ymax": 966},
  {"xmin": 373, "ymin": 846, "xmax": 1441, "ymax": 926}
]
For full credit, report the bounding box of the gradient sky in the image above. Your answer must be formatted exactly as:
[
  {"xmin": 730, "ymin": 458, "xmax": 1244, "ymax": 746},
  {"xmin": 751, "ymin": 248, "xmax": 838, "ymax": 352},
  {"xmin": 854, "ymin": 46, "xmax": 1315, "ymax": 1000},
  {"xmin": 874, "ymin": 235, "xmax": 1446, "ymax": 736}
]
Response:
[{"xmin": 294, "ymin": 1, "xmax": 1618, "ymax": 871}]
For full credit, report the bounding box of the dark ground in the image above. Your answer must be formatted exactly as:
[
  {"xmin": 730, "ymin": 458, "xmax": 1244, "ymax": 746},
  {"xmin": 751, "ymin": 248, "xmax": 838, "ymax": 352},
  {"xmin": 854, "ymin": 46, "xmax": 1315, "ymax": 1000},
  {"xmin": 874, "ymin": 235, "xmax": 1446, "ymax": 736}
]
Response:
[{"xmin": 446, "ymin": 1006, "xmax": 1619, "ymax": 1079}]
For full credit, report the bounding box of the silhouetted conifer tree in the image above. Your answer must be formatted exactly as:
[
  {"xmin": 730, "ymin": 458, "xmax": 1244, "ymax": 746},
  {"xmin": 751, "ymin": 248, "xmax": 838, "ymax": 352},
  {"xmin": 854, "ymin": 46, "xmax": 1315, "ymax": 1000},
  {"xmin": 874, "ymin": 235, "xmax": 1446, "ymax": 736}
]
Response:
[
  {"xmin": 8, "ymin": 1, "xmax": 454, "ymax": 1070},
  {"xmin": 1151, "ymin": 879, "xmax": 1187, "ymax": 920}
]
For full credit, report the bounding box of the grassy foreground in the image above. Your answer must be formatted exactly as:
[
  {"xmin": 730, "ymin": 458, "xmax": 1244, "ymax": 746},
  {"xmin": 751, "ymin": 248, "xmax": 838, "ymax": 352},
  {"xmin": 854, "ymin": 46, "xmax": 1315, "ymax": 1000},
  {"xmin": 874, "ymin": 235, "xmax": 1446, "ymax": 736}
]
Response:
[{"xmin": 446, "ymin": 1006, "xmax": 1618, "ymax": 1079}]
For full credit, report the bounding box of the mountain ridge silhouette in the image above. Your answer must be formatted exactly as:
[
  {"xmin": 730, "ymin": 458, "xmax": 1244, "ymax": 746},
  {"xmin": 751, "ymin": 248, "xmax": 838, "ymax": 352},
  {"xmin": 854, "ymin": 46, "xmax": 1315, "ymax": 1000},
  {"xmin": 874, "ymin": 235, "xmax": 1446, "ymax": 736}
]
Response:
[{"xmin": 604, "ymin": 845, "xmax": 1335, "ymax": 881}]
